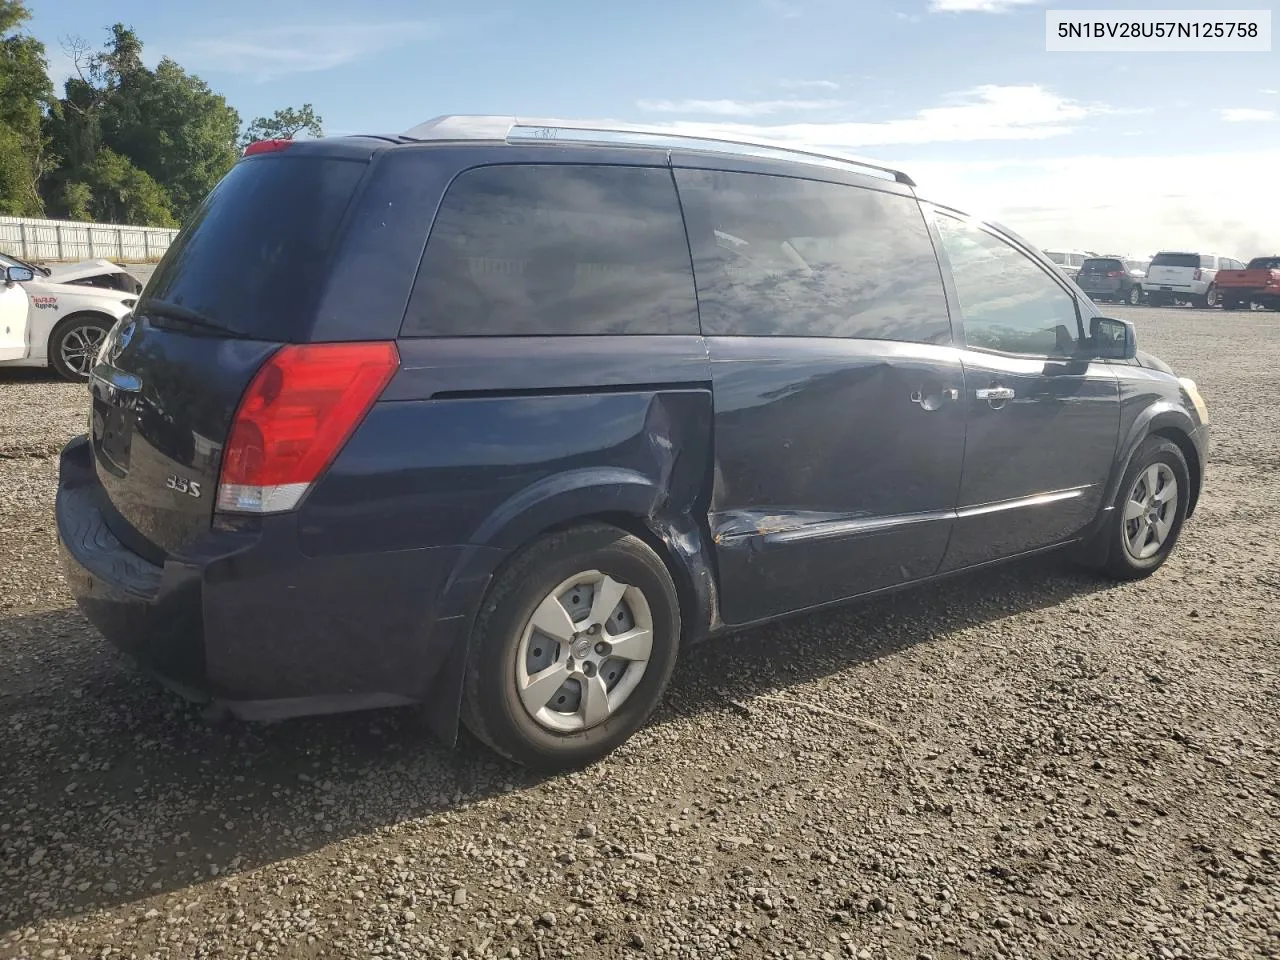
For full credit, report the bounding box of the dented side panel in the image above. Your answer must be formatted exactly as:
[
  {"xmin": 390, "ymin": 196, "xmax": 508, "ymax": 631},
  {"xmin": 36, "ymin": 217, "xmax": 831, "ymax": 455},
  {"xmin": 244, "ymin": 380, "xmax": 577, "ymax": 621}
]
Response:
[
  {"xmin": 706, "ymin": 336, "xmax": 968, "ymax": 626},
  {"xmin": 298, "ymin": 335, "xmax": 717, "ymax": 742}
]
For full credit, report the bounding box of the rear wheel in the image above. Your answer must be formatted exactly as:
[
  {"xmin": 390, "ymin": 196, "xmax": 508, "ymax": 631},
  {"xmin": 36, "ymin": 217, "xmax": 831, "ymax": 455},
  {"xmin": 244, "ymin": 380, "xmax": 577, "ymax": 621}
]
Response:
[
  {"xmin": 1085, "ymin": 436, "xmax": 1190, "ymax": 581},
  {"xmin": 1126, "ymin": 285, "xmax": 1143, "ymax": 306},
  {"xmin": 49, "ymin": 314, "xmax": 111, "ymax": 382},
  {"xmin": 460, "ymin": 523, "xmax": 681, "ymax": 770},
  {"xmin": 1198, "ymin": 284, "xmax": 1219, "ymax": 309}
]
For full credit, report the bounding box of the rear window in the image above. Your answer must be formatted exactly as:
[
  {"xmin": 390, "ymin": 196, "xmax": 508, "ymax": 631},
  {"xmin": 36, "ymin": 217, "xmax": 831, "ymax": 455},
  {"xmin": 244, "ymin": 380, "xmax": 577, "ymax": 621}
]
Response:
[
  {"xmin": 1045, "ymin": 251, "xmax": 1067, "ymax": 265},
  {"xmin": 1247, "ymin": 257, "xmax": 1280, "ymax": 270},
  {"xmin": 1150, "ymin": 253, "xmax": 1201, "ymax": 269},
  {"xmin": 141, "ymin": 155, "xmax": 367, "ymax": 340},
  {"xmin": 402, "ymin": 164, "xmax": 698, "ymax": 337},
  {"xmin": 1080, "ymin": 258, "xmax": 1123, "ymax": 272}
]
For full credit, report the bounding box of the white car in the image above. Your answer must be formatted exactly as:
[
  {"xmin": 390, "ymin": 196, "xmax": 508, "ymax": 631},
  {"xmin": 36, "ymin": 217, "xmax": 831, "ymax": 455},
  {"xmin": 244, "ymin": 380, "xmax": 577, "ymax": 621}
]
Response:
[
  {"xmin": 1142, "ymin": 251, "xmax": 1245, "ymax": 308},
  {"xmin": 1043, "ymin": 249, "xmax": 1094, "ymax": 279},
  {"xmin": 0, "ymin": 253, "xmax": 141, "ymax": 381}
]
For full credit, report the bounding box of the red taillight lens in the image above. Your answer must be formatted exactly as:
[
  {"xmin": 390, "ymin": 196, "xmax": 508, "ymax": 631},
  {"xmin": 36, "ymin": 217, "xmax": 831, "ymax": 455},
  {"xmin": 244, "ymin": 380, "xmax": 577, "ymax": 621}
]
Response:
[
  {"xmin": 242, "ymin": 139, "xmax": 295, "ymax": 157},
  {"xmin": 217, "ymin": 342, "xmax": 400, "ymax": 514},
  {"xmin": 1193, "ymin": 268, "xmax": 1202, "ymax": 281},
  {"xmin": 1107, "ymin": 270, "xmax": 1123, "ymax": 277}
]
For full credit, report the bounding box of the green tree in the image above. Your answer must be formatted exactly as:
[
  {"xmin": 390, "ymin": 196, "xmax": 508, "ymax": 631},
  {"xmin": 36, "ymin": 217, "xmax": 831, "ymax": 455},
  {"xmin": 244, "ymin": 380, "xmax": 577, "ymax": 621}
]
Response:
[
  {"xmin": 43, "ymin": 24, "xmax": 240, "ymax": 224},
  {"xmin": 82, "ymin": 148, "xmax": 176, "ymax": 226},
  {"xmin": 0, "ymin": 0, "xmax": 53, "ymax": 215},
  {"xmin": 240, "ymin": 103, "xmax": 323, "ymax": 148}
]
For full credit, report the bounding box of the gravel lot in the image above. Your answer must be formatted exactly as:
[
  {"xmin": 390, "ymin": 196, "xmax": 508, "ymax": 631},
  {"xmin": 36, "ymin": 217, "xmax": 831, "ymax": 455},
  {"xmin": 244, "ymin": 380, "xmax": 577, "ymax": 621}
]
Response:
[{"xmin": 1, "ymin": 305, "xmax": 1277, "ymax": 960}]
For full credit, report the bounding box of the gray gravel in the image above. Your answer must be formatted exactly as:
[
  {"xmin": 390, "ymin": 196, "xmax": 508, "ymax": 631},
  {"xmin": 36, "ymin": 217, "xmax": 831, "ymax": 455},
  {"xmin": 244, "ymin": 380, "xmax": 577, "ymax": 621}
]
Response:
[{"xmin": 2, "ymin": 305, "xmax": 1278, "ymax": 960}]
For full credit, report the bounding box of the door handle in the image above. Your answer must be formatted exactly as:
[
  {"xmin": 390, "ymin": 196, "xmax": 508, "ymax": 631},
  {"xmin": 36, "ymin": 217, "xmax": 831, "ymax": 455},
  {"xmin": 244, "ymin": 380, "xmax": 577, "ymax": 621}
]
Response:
[
  {"xmin": 975, "ymin": 387, "xmax": 1015, "ymax": 401},
  {"xmin": 910, "ymin": 387, "xmax": 960, "ymax": 411}
]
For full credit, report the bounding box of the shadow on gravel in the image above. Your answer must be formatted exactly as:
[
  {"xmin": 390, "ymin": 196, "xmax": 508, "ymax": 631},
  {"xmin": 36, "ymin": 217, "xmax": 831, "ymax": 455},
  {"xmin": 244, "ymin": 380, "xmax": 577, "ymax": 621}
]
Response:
[
  {"xmin": 0, "ymin": 368, "xmax": 62, "ymax": 384},
  {"xmin": 0, "ymin": 553, "xmax": 1115, "ymax": 930}
]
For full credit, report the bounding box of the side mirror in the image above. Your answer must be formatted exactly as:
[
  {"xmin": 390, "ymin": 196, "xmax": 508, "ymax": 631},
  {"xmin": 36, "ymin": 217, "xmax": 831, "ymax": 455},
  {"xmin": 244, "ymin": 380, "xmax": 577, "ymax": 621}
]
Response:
[
  {"xmin": 4, "ymin": 265, "xmax": 34, "ymax": 284},
  {"xmin": 1089, "ymin": 316, "xmax": 1137, "ymax": 360}
]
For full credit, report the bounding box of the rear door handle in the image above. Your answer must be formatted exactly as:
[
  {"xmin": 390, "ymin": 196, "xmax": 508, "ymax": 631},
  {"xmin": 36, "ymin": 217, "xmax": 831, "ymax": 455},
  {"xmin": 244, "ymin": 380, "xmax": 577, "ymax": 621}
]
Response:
[{"xmin": 975, "ymin": 387, "xmax": 1015, "ymax": 401}]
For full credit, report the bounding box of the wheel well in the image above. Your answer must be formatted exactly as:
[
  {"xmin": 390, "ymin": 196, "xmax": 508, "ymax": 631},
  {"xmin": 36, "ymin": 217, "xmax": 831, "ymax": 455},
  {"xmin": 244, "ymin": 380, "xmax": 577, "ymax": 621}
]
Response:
[
  {"xmin": 544, "ymin": 511, "xmax": 706, "ymax": 642},
  {"xmin": 1153, "ymin": 427, "xmax": 1202, "ymax": 517}
]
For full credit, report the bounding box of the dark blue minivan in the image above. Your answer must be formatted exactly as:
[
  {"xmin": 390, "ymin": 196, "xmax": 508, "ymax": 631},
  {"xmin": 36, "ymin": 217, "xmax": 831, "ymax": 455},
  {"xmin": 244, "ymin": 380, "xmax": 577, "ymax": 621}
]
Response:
[{"xmin": 56, "ymin": 116, "xmax": 1209, "ymax": 769}]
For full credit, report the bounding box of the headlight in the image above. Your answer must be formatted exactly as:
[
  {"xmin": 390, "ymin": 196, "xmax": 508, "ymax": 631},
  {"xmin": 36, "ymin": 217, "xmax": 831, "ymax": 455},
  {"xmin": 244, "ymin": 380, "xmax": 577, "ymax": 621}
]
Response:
[{"xmin": 1179, "ymin": 377, "xmax": 1209, "ymax": 425}]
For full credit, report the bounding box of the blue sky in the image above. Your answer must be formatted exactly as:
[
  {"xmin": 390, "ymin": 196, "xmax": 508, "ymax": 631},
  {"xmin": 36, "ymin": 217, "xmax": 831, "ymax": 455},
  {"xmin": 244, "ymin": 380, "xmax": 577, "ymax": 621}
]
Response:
[{"xmin": 27, "ymin": 0, "xmax": 1280, "ymax": 255}]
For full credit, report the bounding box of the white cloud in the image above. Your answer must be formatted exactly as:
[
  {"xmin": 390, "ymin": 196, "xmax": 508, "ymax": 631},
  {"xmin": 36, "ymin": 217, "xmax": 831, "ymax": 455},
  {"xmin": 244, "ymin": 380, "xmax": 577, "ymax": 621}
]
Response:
[
  {"xmin": 639, "ymin": 84, "xmax": 1105, "ymax": 147},
  {"xmin": 898, "ymin": 152, "xmax": 1280, "ymax": 258},
  {"xmin": 779, "ymin": 79, "xmax": 840, "ymax": 90},
  {"xmin": 1221, "ymin": 108, "xmax": 1276, "ymax": 122},
  {"xmin": 636, "ymin": 98, "xmax": 843, "ymax": 117},
  {"xmin": 1263, "ymin": 88, "xmax": 1279, "ymax": 95},
  {"xmin": 896, "ymin": 11, "xmax": 923, "ymax": 22},
  {"xmin": 930, "ymin": 0, "xmax": 1046, "ymax": 10},
  {"xmin": 177, "ymin": 21, "xmax": 438, "ymax": 80}
]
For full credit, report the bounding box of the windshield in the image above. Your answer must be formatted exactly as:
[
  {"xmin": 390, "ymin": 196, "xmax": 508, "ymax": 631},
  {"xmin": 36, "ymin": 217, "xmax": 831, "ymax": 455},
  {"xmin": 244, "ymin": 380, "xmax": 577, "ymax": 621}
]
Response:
[
  {"xmin": 0, "ymin": 251, "xmax": 43, "ymax": 274},
  {"xmin": 1045, "ymin": 251, "xmax": 1067, "ymax": 264},
  {"xmin": 140, "ymin": 154, "xmax": 367, "ymax": 341}
]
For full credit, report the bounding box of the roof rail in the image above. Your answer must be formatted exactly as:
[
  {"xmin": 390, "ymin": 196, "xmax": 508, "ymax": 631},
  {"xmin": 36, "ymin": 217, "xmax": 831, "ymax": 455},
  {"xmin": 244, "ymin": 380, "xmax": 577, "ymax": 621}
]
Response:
[{"xmin": 401, "ymin": 114, "xmax": 916, "ymax": 187}]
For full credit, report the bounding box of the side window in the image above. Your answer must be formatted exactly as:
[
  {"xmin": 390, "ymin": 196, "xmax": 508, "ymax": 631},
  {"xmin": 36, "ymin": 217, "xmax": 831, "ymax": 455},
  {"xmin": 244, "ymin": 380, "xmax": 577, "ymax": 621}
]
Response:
[
  {"xmin": 673, "ymin": 168, "xmax": 950, "ymax": 343},
  {"xmin": 402, "ymin": 164, "xmax": 698, "ymax": 336},
  {"xmin": 1201, "ymin": 255, "xmax": 1217, "ymax": 270},
  {"xmin": 934, "ymin": 214, "xmax": 1081, "ymax": 357}
]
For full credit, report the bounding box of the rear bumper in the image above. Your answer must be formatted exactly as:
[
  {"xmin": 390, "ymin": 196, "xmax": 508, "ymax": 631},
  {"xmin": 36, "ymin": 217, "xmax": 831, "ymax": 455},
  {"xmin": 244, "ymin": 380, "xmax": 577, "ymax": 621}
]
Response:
[
  {"xmin": 1142, "ymin": 281, "xmax": 1207, "ymax": 296},
  {"xmin": 56, "ymin": 435, "xmax": 496, "ymax": 721}
]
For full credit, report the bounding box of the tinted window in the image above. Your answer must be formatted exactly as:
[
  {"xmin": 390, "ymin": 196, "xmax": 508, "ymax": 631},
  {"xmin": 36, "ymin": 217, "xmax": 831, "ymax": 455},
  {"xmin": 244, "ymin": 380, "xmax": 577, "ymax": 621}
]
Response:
[
  {"xmin": 142, "ymin": 156, "xmax": 366, "ymax": 340},
  {"xmin": 1149, "ymin": 253, "xmax": 1199, "ymax": 269},
  {"xmin": 935, "ymin": 214, "xmax": 1081, "ymax": 357},
  {"xmin": 1248, "ymin": 257, "xmax": 1280, "ymax": 269},
  {"xmin": 1081, "ymin": 258, "xmax": 1124, "ymax": 272},
  {"xmin": 674, "ymin": 169, "xmax": 950, "ymax": 343},
  {"xmin": 402, "ymin": 164, "xmax": 697, "ymax": 337}
]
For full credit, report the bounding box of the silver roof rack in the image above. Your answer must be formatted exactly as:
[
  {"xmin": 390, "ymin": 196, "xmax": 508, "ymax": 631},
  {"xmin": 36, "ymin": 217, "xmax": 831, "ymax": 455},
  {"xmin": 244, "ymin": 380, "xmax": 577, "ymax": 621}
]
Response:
[{"xmin": 401, "ymin": 114, "xmax": 915, "ymax": 187}]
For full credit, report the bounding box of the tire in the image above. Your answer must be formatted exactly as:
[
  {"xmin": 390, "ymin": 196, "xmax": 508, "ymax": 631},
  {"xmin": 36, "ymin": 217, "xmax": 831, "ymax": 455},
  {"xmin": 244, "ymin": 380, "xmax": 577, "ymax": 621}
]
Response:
[
  {"xmin": 49, "ymin": 314, "xmax": 112, "ymax": 382},
  {"xmin": 1197, "ymin": 284, "xmax": 1218, "ymax": 309},
  {"xmin": 1126, "ymin": 285, "xmax": 1143, "ymax": 306},
  {"xmin": 460, "ymin": 523, "xmax": 681, "ymax": 771},
  {"xmin": 1088, "ymin": 436, "xmax": 1191, "ymax": 581}
]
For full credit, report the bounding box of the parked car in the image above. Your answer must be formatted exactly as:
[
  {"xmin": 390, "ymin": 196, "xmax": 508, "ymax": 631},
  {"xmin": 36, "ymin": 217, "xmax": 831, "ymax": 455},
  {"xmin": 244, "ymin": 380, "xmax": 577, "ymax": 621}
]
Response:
[
  {"xmin": 0, "ymin": 252, "xmax": 141, "ymax": 381},
  {"xmin": 1216, "ymin": 255, "xmax": 1280, "ymax": 311},
  {"xmin": 1076, "ymin": 256, "xmax": 1145, "ymax": 305},
  {"xmin": 1043, "ymin": 249, "xmax": 1093, "ymax": 279},
  {"xmin": 1142, "ymin": 252, "xmax": 1244, "ymax": 308},
  {"xmin": 56, "ymin": 117, "xmax": 1211, "ymax": 770}
]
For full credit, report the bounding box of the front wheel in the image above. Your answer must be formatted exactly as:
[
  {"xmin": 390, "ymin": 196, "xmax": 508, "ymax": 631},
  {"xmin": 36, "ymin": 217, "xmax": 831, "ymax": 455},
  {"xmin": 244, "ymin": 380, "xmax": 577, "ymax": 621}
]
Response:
[
  {"xmin": 1088, "ymin": 436, "xmax": 1190, "ymax": 581},
  {"xmin": 1127, "ymin": 285, "xmax": 1143, "ymax": 306},
  {"xmin": 1198, "ymin": 285, "xmax": 1219, "ymax": 309},
  {"xmin": 49, "ymin": 314, "xmax": 111, "ymax": 382},
  {"xmin": 460, "ymin": 523, "xmax": 681, "ymax": 770}
]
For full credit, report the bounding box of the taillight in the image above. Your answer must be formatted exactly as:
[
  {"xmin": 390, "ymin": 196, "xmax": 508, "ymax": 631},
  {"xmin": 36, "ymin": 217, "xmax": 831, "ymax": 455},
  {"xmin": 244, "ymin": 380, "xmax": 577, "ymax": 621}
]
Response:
[
  {"xmin": 217, "ymin": 342, "xmax": 400, "ymax": 514},
  {"xmin": 242, "ymin": 139, "xmax": 295, "ymax": 157},
  {"xmin": 1107, "ymin": 270, "xmax": 1123, "ymax": 277},
  {"xmin": 1193, "ymin": 268, "xmax": 1202, "ymax": 281}
]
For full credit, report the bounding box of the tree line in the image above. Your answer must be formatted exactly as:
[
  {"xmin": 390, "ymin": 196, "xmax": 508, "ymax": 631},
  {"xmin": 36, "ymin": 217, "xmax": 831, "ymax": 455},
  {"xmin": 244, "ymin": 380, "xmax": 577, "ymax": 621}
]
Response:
[{"xmin": 0, "ymin": 1, "xmax": 323, "ymax": 227}]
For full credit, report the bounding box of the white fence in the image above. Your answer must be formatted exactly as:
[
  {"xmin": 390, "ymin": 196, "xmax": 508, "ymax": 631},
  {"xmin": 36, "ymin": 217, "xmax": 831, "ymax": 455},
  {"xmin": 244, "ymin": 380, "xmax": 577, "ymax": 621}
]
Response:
[{"xmin": 0, "ymin": 215, "xmax": 179, "ymax": 263}]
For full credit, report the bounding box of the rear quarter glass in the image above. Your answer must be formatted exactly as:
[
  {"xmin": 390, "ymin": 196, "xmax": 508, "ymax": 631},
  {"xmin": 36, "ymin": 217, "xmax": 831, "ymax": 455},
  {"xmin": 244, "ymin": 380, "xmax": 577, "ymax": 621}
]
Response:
[{"xmin": 141, "ymin": 155, "xmax": 369, "ymax": 342}]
